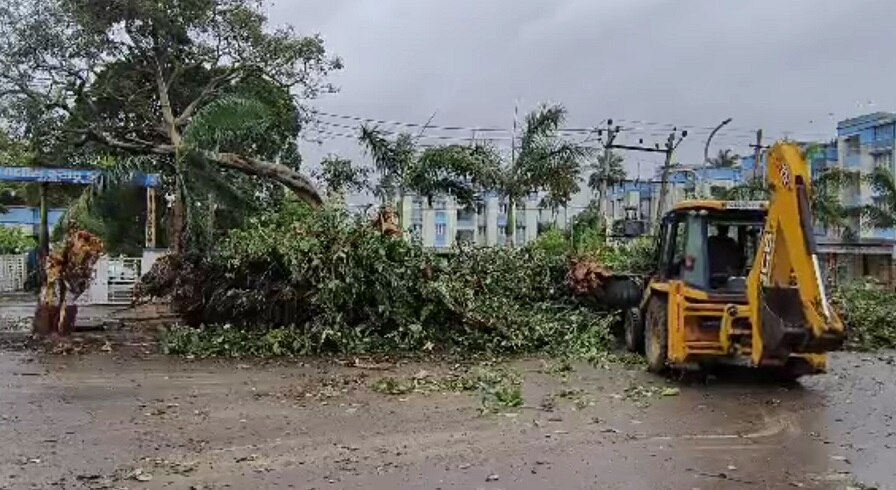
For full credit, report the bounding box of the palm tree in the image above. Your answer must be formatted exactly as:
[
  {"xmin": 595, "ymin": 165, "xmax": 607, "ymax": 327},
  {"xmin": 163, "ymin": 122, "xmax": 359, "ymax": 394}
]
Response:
[
  {"xmin": 812, "ymin": 168, "xmax": 862, "ymax": 239},
  {"xmin": 358, "ymin": 127, "xmax": 416, "ymax": 204},
  {"xmin": 719, "ymin": 168, "xmax": 861, "ymax": 239},
  {"xmin": 55, "ymin": 96, "xmax": 299, "ymax": 254},
  {"xmin": 357, "ymin": 104, "xmax": 587, "ymax": 246},
  {"xmin": 710, "ymin": 149, "xmax": 740, "ymax": 168},
  {"xmin": 587, "ymin": 150, "xmax": 626, "ymax": 201},
  {"xmin": 501, "ymin": 104, "xmax": 590, "ymax": 244}
]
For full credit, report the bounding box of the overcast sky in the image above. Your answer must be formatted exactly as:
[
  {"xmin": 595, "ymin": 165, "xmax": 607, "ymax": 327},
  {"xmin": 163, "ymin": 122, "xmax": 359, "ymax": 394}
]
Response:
[{"xmin": 268, "ymin": 0, "xmax": 896, "ymax": 184}]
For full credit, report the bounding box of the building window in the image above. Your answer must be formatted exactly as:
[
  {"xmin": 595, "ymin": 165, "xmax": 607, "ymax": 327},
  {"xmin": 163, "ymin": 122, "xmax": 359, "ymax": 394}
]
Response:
[
  {"xmin": 435, "ymin": 223, "xmax": 446, "ymax": 236},
  {"xmin": 457, "ymin": 205, "xmax": 475, "ymax": 223}
]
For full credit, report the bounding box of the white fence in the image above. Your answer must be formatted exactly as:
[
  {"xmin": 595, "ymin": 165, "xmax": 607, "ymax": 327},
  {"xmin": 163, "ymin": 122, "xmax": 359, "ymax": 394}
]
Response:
[
  {"xmin": 0, "ymin": 254, "xmax": 27, "ymax": 293},
  {"xmin": 1, "ymin": 250, "xmax": 165, "ymax": 305}
]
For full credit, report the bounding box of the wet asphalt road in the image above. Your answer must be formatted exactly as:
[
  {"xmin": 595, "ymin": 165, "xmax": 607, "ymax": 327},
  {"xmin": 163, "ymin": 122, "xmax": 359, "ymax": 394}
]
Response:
[{"xmin": 0, "ymin": 348, "xmax": 893, "ymax": 489}]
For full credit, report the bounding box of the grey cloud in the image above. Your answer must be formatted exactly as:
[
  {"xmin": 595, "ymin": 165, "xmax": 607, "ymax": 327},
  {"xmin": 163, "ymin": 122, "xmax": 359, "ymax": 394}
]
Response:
[{"xmin": 268, "ymin": 0, "xmax": 896, "ymax": 181}]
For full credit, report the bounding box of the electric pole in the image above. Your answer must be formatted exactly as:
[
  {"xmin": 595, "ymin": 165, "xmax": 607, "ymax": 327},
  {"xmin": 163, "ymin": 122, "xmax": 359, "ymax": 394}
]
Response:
[
  {"xmin": 654, "ymin": 128, "xmax": 688, "ymax": 226},
  {"xmin": 594, "ymin": 119, "xmax": 622, "ymax": 221},
  {"xmin": 604, "ymin": 128, "xmax": 687, "ymax": 232},
  {"xmin": 749, "ymin": 129, "xmax": 765, "ymax": 180}
]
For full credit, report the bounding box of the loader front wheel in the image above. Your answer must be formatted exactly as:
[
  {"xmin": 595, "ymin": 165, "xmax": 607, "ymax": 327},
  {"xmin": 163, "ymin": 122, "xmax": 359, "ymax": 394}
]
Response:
[{"xmin": 644, "ymin": 296, "xmax": 668, "ymax": 374}]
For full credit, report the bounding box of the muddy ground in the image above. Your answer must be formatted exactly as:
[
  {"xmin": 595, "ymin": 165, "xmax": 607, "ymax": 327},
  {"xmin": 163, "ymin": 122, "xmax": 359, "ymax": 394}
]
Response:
[{"xmin": 0, "ymin": 335, "xmax": 893, "ymax": 490}]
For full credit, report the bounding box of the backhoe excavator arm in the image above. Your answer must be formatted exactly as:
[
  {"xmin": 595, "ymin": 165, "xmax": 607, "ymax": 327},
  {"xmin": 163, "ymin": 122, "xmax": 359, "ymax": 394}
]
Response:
[{"xmin": 746, "ymin": 143, "xmax": 845, "ymax": 365}]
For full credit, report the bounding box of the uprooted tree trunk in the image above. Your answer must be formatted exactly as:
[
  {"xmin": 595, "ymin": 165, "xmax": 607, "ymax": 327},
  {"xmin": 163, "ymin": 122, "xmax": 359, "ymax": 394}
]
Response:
[{"xmin": 33, "ymin": 230, "xmax": 104, "ymax": 336}]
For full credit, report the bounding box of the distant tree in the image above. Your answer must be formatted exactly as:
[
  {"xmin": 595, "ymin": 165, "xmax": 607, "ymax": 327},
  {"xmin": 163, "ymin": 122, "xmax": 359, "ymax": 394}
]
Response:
[
  {"xmin": 358, "ymin": 104, "xmax": 588, "ymax": 246},
  {"xmin": 316, "ymin": 155, "xmax": 370, "ymax": 198},
  {"xmin": 862, "ymin": 165, "xmax": 896, "ymax": 231},
  {"xmin": 710, "ymin": 149, "xmax": 740, "ymax": 168},
  {"xmin": 358, "ymin": 127, "xmax": 417, "ymax": 203},
  {"xmin": 500, "ymin": 104, "xmax": 590, "ymax": 244},
  {"xmin": 587, "ymin": 150, "xmax": 626, "ymax": 200},
  {"xmin": 720, "ymin": 168, "xmax": 861, "ymax": 239}
]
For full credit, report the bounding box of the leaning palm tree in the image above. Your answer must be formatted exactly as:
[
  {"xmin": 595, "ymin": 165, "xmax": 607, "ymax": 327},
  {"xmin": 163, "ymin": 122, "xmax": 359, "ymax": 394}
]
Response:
[{"xmin": 58, "ymin": 96, "xmax": 304, "ymax": 254}]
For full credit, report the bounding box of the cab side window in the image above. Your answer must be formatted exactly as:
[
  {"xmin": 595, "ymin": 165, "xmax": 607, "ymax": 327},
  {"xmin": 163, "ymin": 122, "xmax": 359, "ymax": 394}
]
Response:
[
  {"xmin": 658, "ymin": 216, "xmax": 687, "ymax": 279},
  {"xmin": 670, "ymin": 220, "xmax": 687, "ymax": 279}
]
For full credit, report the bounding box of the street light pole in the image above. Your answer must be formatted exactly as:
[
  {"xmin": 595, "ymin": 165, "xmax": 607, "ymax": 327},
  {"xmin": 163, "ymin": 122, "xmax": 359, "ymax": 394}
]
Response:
[{"xmin": 701, "ymin": 118, "xmax": 732, "ymax": 198}]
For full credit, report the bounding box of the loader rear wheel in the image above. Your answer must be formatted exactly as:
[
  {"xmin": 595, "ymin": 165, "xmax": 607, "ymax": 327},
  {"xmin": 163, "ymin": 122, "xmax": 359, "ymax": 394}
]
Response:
[
  {"xmin": 624, "ymin": 307, "xmax": 644, "ymax": 353},
  {"xmin": 644, "ymin": 296, "xmax": 668, "ymax": 374}
]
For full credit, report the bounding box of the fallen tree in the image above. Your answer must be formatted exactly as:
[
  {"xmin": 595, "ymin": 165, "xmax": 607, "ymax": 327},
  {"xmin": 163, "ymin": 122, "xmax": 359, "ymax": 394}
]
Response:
[{"xmin": 140, "ymin": 203, "xmax": 617, "ymax": 357}]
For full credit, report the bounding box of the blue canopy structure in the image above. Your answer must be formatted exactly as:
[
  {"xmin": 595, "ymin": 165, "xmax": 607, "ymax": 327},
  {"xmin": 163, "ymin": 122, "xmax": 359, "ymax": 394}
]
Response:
[
  {"xmin": 0, "ymin": 167, "xmax": 160, "ymax": 187},
  {"xmin": 0, "ymin": 167, "xmax": 162, "ymax": 249}
]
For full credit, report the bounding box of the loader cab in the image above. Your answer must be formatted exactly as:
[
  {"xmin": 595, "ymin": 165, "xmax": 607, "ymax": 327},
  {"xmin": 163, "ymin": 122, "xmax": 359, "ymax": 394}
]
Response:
[{"xmin": 656, "ymin": 201, "xmax": 766, "ymax": 293}]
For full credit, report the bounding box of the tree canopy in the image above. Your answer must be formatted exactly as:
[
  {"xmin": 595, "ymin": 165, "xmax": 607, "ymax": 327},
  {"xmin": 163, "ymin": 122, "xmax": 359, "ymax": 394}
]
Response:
[
  {"xmin": 587, "ymin": 150, "xmax": 626, "ymax": 195},
  {"xmin": 710, "ymin": 149, "xmax": 740, "ymax": 168}
]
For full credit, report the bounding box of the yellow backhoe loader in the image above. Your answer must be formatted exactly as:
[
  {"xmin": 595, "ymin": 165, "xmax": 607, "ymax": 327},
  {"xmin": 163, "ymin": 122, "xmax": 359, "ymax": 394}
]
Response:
[{"xmin": 623, "ymin": 142, "xmax": 845, "ymax": 379}]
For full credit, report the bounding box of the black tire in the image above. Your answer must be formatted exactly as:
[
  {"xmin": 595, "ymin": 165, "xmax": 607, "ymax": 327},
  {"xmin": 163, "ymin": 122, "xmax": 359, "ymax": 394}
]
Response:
[
  {"xmin": 600, "ymin": 277, "xmax": 642, "ymax": 309},
  {"xmin": 624, "ymin": 307, "xmax": 644, "ymax": 353},
  {"xmin": 644, "ymin": 296, "xmax": 669, "ymax": 374}
]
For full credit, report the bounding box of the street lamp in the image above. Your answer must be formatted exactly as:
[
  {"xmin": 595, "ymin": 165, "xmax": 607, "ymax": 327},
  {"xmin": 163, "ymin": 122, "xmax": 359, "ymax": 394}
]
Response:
[{"xmin": 701, "ymin": 118, "xmax": 732, "ymax": 198}]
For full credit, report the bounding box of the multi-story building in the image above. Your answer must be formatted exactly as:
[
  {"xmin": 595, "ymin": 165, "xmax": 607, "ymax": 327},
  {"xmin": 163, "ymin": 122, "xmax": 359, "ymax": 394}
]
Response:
[
  {"xmin": 395, "ymin": 192, "xmax": 558, "ymax": 249},
  {"xmin": 835, "ymin": 112, "xmax": 896, "ymax": 239}
]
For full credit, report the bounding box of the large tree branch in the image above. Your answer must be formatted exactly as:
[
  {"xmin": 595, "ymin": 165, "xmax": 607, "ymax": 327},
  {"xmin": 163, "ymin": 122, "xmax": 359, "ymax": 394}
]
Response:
[
  {"xmin": 89, "ymin": 129, "xmax": 174, "ymax": 155},
  {"xmin": 214, "ymin": 152, "xmax": 322, "ymax": 207},
  {"xmin": 88, "ymin": 127, "xmax": 322, "ymax": 207}
]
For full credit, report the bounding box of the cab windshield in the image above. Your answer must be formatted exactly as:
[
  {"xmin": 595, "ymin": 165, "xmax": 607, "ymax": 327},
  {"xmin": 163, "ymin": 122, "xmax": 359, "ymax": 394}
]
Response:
[{"xmin": 664, "ymin": 210, "xmax": 765, "ymax": 291}]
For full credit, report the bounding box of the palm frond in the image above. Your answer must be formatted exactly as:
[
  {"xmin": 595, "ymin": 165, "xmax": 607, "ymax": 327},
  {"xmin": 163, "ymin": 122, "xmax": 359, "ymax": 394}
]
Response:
[
  {"xmin": 358, "ymin": 125, "xmax": 416, "ymax": 199},
  {"xmin": 183, "ymin": 96, "xmax": 273, "ymax": 152}
]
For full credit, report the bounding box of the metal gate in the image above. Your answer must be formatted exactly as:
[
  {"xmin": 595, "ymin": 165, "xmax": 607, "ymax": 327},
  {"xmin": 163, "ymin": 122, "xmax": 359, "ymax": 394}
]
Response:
[
  {"xmin": 0, "ymin": 254, "xmax": 27, "ymax": 292},
  {"xmin": 107, "ymin": 257, "xmax": 142, "ymax": 303}
]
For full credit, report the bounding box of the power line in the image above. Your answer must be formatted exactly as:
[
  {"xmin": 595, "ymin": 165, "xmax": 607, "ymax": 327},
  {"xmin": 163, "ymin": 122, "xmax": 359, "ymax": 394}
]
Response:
[{"xmin": 309, "ymin": 108, "xmax": 838, "ymax": 151}]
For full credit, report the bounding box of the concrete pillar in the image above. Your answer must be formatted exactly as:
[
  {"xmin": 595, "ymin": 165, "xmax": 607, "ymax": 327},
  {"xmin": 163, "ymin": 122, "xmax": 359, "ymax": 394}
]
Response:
[
  {"xmin": 422, "ymin": 201, "xmax": 435, "ymax": 247},
  {"xmin": 399, "ymin": 195, "xmax": 414, "ymax": 234},
  {"xmin": 85, "ymin": 256, "xmax": 109, "ymax": 305},
  {"xmin": 141, "ymin": 249, "xmax": 165, "ymax": 277},
  {"xmin": 447, "ymin": 197, "xmax": 458, "ymax": 248},
  {"xmin": 525, "ymin": 200, "xmax": 539, "ymax": 243},
  {"xmin": 485, "ymin": 197, "xmax": 499, "ymax": 246}
]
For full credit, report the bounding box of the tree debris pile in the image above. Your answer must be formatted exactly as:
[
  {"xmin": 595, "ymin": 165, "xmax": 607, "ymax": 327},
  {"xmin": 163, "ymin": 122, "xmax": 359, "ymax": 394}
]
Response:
[
  {"xmin": 34, "ymin": 230, "xmax": 104, "ymax": 336},
  {"xmin": 145, "ymin": 203, "xmax": 616, "ymax": 356},
  {"xmin": 834, "ymin": 281, "xmax": 896, "ymax": 351}
]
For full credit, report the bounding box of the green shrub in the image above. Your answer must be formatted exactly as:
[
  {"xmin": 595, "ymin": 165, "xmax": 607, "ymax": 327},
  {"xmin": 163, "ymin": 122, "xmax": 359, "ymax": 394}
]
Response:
[
  {"xmin": 0, "ymin": 227, "xmax": 35, "ymax": 254},
  {"xmin": 531, "ymin": 228, "xmax": 569, "ymax": 257},
  {"xmin": 834, "ymin": 281, "xmax": 896, "ymax": 351}
]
